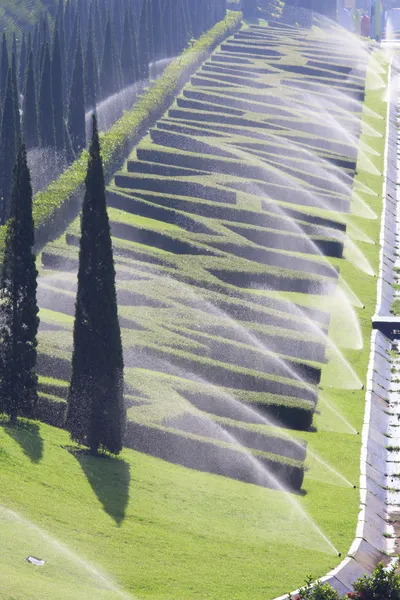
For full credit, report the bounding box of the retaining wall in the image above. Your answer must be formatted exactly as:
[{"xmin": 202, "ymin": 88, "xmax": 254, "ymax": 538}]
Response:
[{"xmin": 273, "ymin": 58, "xmax": 399, "ymax": 600}]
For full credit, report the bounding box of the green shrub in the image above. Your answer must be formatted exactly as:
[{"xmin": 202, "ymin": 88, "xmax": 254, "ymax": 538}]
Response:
[
  {"xmin": 290, "ymin": 576, "xmax": 341, "ymax": 600},
  {"xmin": 352, "ymin": 563, "xmax": 400, "ymax": 600},
  {"xmin": 290, "ymin": 564, "xmax": 400, "ymax": 600}
]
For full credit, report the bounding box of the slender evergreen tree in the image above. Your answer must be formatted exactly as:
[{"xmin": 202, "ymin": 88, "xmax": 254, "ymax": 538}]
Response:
[
  {"xmin": 94, "ymin": 0, "xmax": 104, "ymax": 62},
  {"xmin": 138, "ymin": 0, "xmax": 150, "ymax": 79},
  {"xmin": 11, "ymin": 53, "xmax": 21, "ymax": 140},
  {"xmin": 0, "ymin": 34, "xmax": 9, "ymax": 107},
  {"xmin": 67, "ymin": 114, "xmax": 125, "ymax": 456},
  {"xmin": 19, "ymin": 33, "xmax": 27, "ymax": 94},
  {"xmin": 38, "ymin": 42, "xmax": 55, "ymax": 148},
  {"xmin": 0, "ymin": 69, "xmax": 16, "ymax": 224},
  {"xmin": 64, "ymin": 120, "xmax": 76, "ymax": 165},
  {"xmin": 85, "ymin": 9, "xmax": 99, "ymax": 112},
  {"xmin": 67, "ymin": 33, "xmax": 86, "ymax": 154},
  {"xmin": 121, "ymin": 8, "xmax": 138, "ymax": 87},
  {"xmin": 67, "ymin": 9, "xmax": 79, "ymax": 95},
  {"xmin": 23, "ymin": 51, "xmax": 39, "ymax": 150},
  {"xmin": 151, "ymin": 0, "xmax": 164, "ymax": 64},
  {"xmin": 243, "ymin": 0, "xmax": 258, "ymax": 18},
  {"xmin": 0, "ymin": 142, "xmax": 39, "ymax": 423},
  {"xmin": 100, "ymin": 12, "xmax": 121, "ymax": 98},
  {"xmin": 52, "ymin": 28, "xmax": 65, "ymax": 152}
]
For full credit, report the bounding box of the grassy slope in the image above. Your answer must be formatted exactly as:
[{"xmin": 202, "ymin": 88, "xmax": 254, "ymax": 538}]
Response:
[
  {"xmin": 0, "ymin": 419, "xmax": 360, "ymax": 600},
  {"xmin": 0, "ymin": 29, "xmax": 389, "ymax": 600}
]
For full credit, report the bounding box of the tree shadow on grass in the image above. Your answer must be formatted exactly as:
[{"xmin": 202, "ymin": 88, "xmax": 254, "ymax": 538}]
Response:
[
  {"xmin": 3, "ymin": 420, "xmax": 44, "ymax": 463},
  {"xmin": 71, "ymin": 450, "xmax": 130, "ymax": 526}
]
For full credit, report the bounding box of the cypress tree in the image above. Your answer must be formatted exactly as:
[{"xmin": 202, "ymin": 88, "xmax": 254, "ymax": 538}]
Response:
[
  {"xmin": 67, "ymin": 114, "xmax": 125, "ymax": 456},
  {"xmin": 0, "ymin": 142, "xmax": 39, "ymax": 423},
  {"xmin": 113, "ymin": 0, "xmax": 124, "ymax": 54},
  {"xmin": 85, "ymin": 9, "xmax": 99, "ymax": 112},
  {"xmin": 11, "ymin": 53, "xmax": 21, "ymax": 141},
  {"xmin": 64, "ymin": 0, "xmax": 72, "ymax": 49},
  {"xmin": 137, "ymin": 0, "xmax": 150, "ymax": 79},
  {"xmin": 67, "ymin": 9, "xmax": 79, "ymax": 94},
  {"xmin": 19, "ymin": 33, "xmax": 27, "ymax": 94},
  {"xmin": 67, "ymin": 33, "xmax": 86, "ymax": 154},
  {"xmin": 93, "ymin": 0, "xmax": 104, "ymax": 62},
  {"xmin": 38, "ymin": 42, "xmax": 55, "ymax": 148},
  {"xmin": 151, "ymin": 0, "xmax": 164, "ymax": 64},
  {"xmin": 0, "ymin": 34, "xmax": 9, "ymax": 107},
  {"xmin": 0, "ymin": 69, "xmax": 16, "ymax": 224},
  {"xmin": 22, "ymin": 51, "xmax": 39, "ymax": 150},
  {"xmin": 243, "ymin": 0, "xmax": 258, "ymax": 18},
  {"xmin": 52, "ymin": 28, "xmax": 65, "ymax": 152},
  {"xmin": 64, "ymin": 120, "xmax": 76, "ymax": 165},
  {"xmin": 99, "ymin": 12, "xmax": 121, "ymax": 99},
  {"xmin": 56, "ymin": 0, "xmax": 67, "ymax": 103},
  {"xmin": 12, "ymin": 34, "xmax": 17, "ymax": 62},
  {"xmin": 121, "ymin": 8, "xmax": 138, "ymax": 87}
]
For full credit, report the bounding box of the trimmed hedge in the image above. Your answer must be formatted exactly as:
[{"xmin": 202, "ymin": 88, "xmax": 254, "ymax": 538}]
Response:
[{"xmin": 125, "ymin": 420, "xmax": 305, "ymax": 490}]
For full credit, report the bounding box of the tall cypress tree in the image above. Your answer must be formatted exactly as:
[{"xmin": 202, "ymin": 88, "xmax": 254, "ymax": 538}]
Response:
[
  {"xmin": 0, "ymin": 69, "xmax": 16, "ymax": 224},
  {"xmin": 67, "ymin": 9, "xmax": 79, "ymax": 95},
  {"xmin": 0, "ymin": 142, "xmax": 39, "ymax": 423},
  {"xmin": 121, "ymin": 8, "xmax": 138, "ymax": 87},
  {"xmin": 67, "ymin": 33, "xmax": 86, "ymax": 154},
  {"xmin": 19, "ymin": 33, "xmax": 27, "ymax": 94},
  {"xmin": 85, "ymin": 9, "xmax": 99, "ymax": 112},
  {"xmin": 138, "ymin": 0, "xmax": 150, "ymax": 79},
  {"xmin": 52, "ymin": 28, "xmax": 65, "ymax": 152},
  {"xmin": 151, "ymin": 0, "xmax": 164, "ymax": 64},
  {"xmin": 0, "ymin": 34, "xmax": 9, "ymax": 107},
  {"xmin": 67, "ymin": 114, "xmax": 125, "ymax": 456},
  {"xmin": 243, "ymin": 0, "xmax": 258, "ymax": 18},
  {"xmin": 56, "ymin": 0, "xmax": 67, "ymax": 106},
  {"xmin": 93, "ymin": 0, "xmax": 104, "ymax": 62},
  {"xmin": 38, "ymin": 42, "xmax": 55, "ymax": 148},
  {"xmin": 11, "ymin": 53, "xmax": 21, "ymax": 140},
  {"xmin": 100, "ymin": 12, "xmax": 121, "ymax": 99},
  {"xmin": 23, "ymin": 51, "xmax": 39, "ymax": 150}
]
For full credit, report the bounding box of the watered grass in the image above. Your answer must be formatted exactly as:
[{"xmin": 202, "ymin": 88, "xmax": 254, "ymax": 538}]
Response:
[{"xmin": 0, "ymin": 418, "xmax": 359, "ymax": 600}]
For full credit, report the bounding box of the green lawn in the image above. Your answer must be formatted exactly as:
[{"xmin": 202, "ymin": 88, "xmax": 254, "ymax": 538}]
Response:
[{"xmin": 0, "ymin": 418, "xmax": 359, "ymax": 600}]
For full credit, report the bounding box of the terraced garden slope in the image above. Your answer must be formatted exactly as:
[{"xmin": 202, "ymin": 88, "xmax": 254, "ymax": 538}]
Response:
[
  {"xmin": 2, "ymin": 18, "xmax": 388, "ymax": 600},
  {"xmin": 37, "ymin": 19, "xmax": 379, "ymax": 486}
]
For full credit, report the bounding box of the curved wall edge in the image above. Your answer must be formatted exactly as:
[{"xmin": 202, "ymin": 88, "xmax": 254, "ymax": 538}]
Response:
[{"xmin": 273, "ymin": 56, "xmax": 399, "ymax": 600}]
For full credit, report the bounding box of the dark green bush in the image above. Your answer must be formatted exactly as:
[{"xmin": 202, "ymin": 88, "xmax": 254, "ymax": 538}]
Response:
[
  {"xmin": 290, "ymin": 563, "xmax": 400, "ymax": 600},
  {"xmin": 352, "ymin": 563, "xmax": 400, "ymax": 600}
]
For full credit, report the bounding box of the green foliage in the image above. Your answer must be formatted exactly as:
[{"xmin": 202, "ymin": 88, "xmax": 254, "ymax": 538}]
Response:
[
  {"xmin": 0, "ymin": 33, "xmax": 9, "ymax": 106},
  {"xmin": 22, "ymin": 51, "xmax": 39, "ymax": 150},
  {"xmin": 291, "ymin": 564, "xmax": 400, "ymax": 600},
  {"xmin": 352, "ymin": 563, "xmax": 400, "ymax": 600},
  {"xmin": 38, "ymin": 42, "xmax": 55, "ymax": 148},
  {"xmin": 66, "ymin": 115, "xmax": 125, "ymax": 456},
  {"xmin": 67, "ymin": 32, "xmax": 86, "ymax": 155},
  {"xmin": 51, "ymin": 28, "xmax": 65, "ymax": 152},
  {"xmin": 290, "ymin": 576, "xmax": 341, "ymax": 599},
  {"xmin": 0, "ymin": 67, "xmax": 17, "ymax": 224},
  {"xmin": 0, "ymin": 143, "xmax": 39, "ymax": 422}
]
